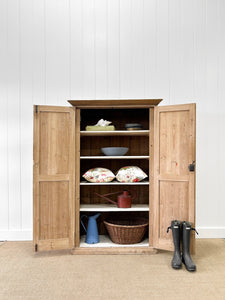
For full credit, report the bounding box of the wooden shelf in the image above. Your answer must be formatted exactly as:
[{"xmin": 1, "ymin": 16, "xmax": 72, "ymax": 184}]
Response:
[
  {"xmin": 80, "ymin": 235, "xmax": 149, "ymax": 248},
  {"xmin": 80, "ymin": 130, "xmax": 149, "ymax": 136},
  {"xmin": 80, "ymin": 204, "xmax": 149, "ymax": 212},
  {"xmin": 80, "ymin": 155, "xmax": 149, "ymax": 159},
  {"xmin": 80, "ymin": 180, "xmax": 149, "ymax": 186}
]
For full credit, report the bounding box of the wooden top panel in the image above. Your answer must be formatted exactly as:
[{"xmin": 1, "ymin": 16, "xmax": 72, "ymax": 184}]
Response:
[{"xmin": 68, "ymin": 99, "xmax": 162, "ymax": 107}]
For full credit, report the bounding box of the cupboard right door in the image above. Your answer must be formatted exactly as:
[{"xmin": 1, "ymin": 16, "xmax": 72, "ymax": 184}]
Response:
[{"xmin": 153, "ymin": 104, "xmax": 196, "ymax": 251}]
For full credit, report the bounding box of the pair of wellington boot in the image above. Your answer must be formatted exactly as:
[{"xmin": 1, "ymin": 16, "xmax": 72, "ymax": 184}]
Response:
[{"xmin": 167, "ymin": 220, "xmax": 198, "ymax": 272}]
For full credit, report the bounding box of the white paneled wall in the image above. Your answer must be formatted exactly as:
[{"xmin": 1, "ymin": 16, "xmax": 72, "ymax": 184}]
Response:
[{"xmin": 0, "ymin": 0, "xmax": 225, "ymax": 240}]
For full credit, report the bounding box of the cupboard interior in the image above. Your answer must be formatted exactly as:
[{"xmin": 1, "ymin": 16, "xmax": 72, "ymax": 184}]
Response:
[
  {"xmin": 80, "ymin": 108, "xmax": 149, "ymax": 130},
  {"xmin": 79, "ymin": 211, "xmax": 149, "ymax": 238},
  {"xmin": 80, "ymin": 159, "xmax": 149, "ymax": 182},
  {"xmin": 80, "ymin": 185, "xmax": 149, "ymax": 205},
  {"xmin": 80, "ymin": 136, "xmax": 149, "ymax": 156},
  {"xmin": 78, "ymin": 107, "xmax": 150, "ymax": 247}
]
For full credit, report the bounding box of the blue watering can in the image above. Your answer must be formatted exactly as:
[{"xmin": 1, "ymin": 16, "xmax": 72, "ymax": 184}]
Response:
[{"xmin": 80, "ymin": 213, "xmax": 101, "ymax": 244}]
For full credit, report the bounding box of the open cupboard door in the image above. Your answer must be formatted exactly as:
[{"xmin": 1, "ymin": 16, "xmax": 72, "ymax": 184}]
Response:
[
  {"xmin": 33, "ymin": 106, "xmax": 75, "ymax": 251},
  {"xmin": 153, "ymin": 104, "xmax": 196, "ymax": 251}
]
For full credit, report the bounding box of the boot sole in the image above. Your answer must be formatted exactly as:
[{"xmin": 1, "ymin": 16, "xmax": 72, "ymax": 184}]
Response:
[
  {"xmin": 184, "ymin": 266, "xmax": 196, "ymax": 272},
  {"xmin": 172, "ymin": 265, "xmax": 182, "ymax": 270},
  {"xmin": 182, "ymin": 257, "xmax": 196, "ymax": 272}
]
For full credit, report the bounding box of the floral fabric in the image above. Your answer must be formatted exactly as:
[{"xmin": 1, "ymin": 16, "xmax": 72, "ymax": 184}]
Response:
[
  {"xmin": 82, "ymin": 167, "xmax": 115, "ymax": 183},
  {"xmin": 116, "ymin": 166, "xmax": 148, "ymax": 183}
]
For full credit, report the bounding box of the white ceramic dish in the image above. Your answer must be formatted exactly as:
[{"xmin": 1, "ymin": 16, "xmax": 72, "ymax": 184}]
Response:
[{"xmin": 101, "ymin": 147, "xmax": 128, "ymax": 156}]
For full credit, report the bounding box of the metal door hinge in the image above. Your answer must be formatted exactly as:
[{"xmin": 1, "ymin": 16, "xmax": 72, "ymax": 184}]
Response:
[
  {"xmin": 35, "ymin": 105, "xmax": 38, "ymax": 113},
  {"xmin": 188, "ymin": 161, "xmax": 195, "ymax": 172},
  {"xmin": 35, "ymin": 244, "xmax": 38, "ymax": 252}
]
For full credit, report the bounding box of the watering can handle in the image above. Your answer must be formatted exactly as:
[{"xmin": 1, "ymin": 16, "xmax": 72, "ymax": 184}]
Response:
[
  {"xmin": 80, "ymin": 215, "xmax": 88, "ymax": 232},
  {"xmin": 94, "ymin": 192, "xmax": 117, "ymax": 205},
  {"xmin": 96, "ymin": 191, "xmax": 122, "ymax": 197},
  {"xmin": 127, "ymin": 190, "xmax": 136, "ymax": 200}
]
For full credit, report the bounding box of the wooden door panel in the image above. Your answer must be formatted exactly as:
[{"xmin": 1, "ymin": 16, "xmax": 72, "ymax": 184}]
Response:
[
  {"xmin": 39, "ymin": 181, "xmax": 69, "ymax": 240},
  {"xmin": 33, "ymin": 106, "xmax": 75, "ymax": 252},
  {"xmin": 159, "ymin": 110, "xmax": 189, "ymax": 176},
  {"xmin": 159, "ymin": 181, "xmax": 189, "ymax": 240},
  {"xmin": 39, "ymin": 112, "xmax": 70, "ymax": 175},
  {"xmin": 153, "ymin": 104, "xmax": 196, "ymax": 251}
]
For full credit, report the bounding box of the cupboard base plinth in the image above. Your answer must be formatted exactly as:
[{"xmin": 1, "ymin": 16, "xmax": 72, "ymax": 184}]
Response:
[{"xmin": 71, "ymin": 247, "xmax": 158, "ymax": 255}]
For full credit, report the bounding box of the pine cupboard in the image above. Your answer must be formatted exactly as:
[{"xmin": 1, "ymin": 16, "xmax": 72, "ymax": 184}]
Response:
[{"xmin": 33, "ymin": 100, "xmax": 196, "ymax": 254}]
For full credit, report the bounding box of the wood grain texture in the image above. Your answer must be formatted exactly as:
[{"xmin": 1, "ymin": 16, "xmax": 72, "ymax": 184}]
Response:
[
  {"xmin": 33, "ymin": 106, "xmax": 40, "ymax": 250},
  {"xmin": 71, "ymin": 247, "xmax": 157, "ymax": 255},
  {"xmin": 149, "ymin": 108, "xmax": 154, "ymax": 246},
  {"xmin": 33, "ymin": 106, "xmax": 75, "ymax": 251},
  {"xmin": 80, "ymin": 130, "xmax": 149, "ymax": 136},
  {"xmin": 37, "ymin": 238, "xmax": 70, "ymax": 251},
  {"xmin": 34, "ymin": 102, "xmax": 196, "ymax": 254},
  {"xmin": 68, "ymin": 99, "xmax": 162, "ymax": 107},
  {"xmin": 153, "ymin": 104, "xmax": 196, "ymax": 251},
  {"xmin": 159, "ymin": 110, "xmax": 189, "ymax": 176},
  {"xmin": 39, "ymin": 181, "xmax": 69, "ymax": 240},
  {"xmin": 75, "ymin": 109, "xmax": 80, "ymax": 247},
  {"xmin": 159, "ymin": 181, "xmax": 189, "ymax": 239},
  {"xmin": 39, "ymin": 112, "xmax": 70, "ymax": 175},
  {"xmin": 69, "ymin": 107, "xmax": 76, "ymax": 249}
]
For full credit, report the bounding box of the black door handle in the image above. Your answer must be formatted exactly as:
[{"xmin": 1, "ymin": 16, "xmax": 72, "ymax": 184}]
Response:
[{"xmin": 188, "ymin": 161, "xmax": 195, "ymax": 172}]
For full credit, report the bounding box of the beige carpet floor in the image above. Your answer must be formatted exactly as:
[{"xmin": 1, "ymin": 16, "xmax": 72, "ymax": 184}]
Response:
[{"xmin": 0, "ymin": 239, "xmax": 225, "ymax": 300}]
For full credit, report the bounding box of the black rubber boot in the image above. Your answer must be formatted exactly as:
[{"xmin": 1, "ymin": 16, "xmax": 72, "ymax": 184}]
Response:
[
  {"xmin": 182, "ymin": 221, "xmax": 198, "ymax": 272},
  {"xmin": 167, "ymin": 220, "xmax": 182, "ymax": 269}
]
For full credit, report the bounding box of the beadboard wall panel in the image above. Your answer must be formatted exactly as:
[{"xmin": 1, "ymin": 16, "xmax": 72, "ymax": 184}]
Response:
[
  {"xmin": 0, "ymin": 0, "xmax": 225, "ymax": 240},
  {"xmin": 0, "ymin": 0, "xmax": 8, "ymax": 232},
  {"xmin": 20, "ymin": 0, "xmax": 34, "ymax": 231},
  {"xmin": 33, "ymin": 0, "xmax": 46, "ymax": 105},
  {"xmin": 70, "ymin": 0, "xmax": 83, "ymax": 99},
  {"xmin": 108, "ymin": 0, "xmax": 120, "ymax": 98},
  {"xmin": 7, "ymin": 1, "xmax": 21, "ymax": 231}
]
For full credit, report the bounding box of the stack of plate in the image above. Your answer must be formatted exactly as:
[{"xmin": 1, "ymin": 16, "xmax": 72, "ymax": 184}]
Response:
[{"xmin": 125, "ymin": 123, "xmax": 142, "ymax": 130}]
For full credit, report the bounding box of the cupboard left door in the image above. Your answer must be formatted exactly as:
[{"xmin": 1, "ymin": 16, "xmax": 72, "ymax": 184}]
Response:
[{"xmin": 33, "ymin": 106, "xmax": 75, "ymax": 251}]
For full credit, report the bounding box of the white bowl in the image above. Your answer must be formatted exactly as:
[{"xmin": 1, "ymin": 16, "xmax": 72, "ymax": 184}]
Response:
[{"xmin": 101, "ymin": 147, "xmax": 128, "ymax": 156}]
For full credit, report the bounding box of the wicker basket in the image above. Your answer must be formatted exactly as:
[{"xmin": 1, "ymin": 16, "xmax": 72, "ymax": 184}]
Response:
[{"xmin": 104, "ymin": 218, "xmax": 149, "ymax": 244}]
